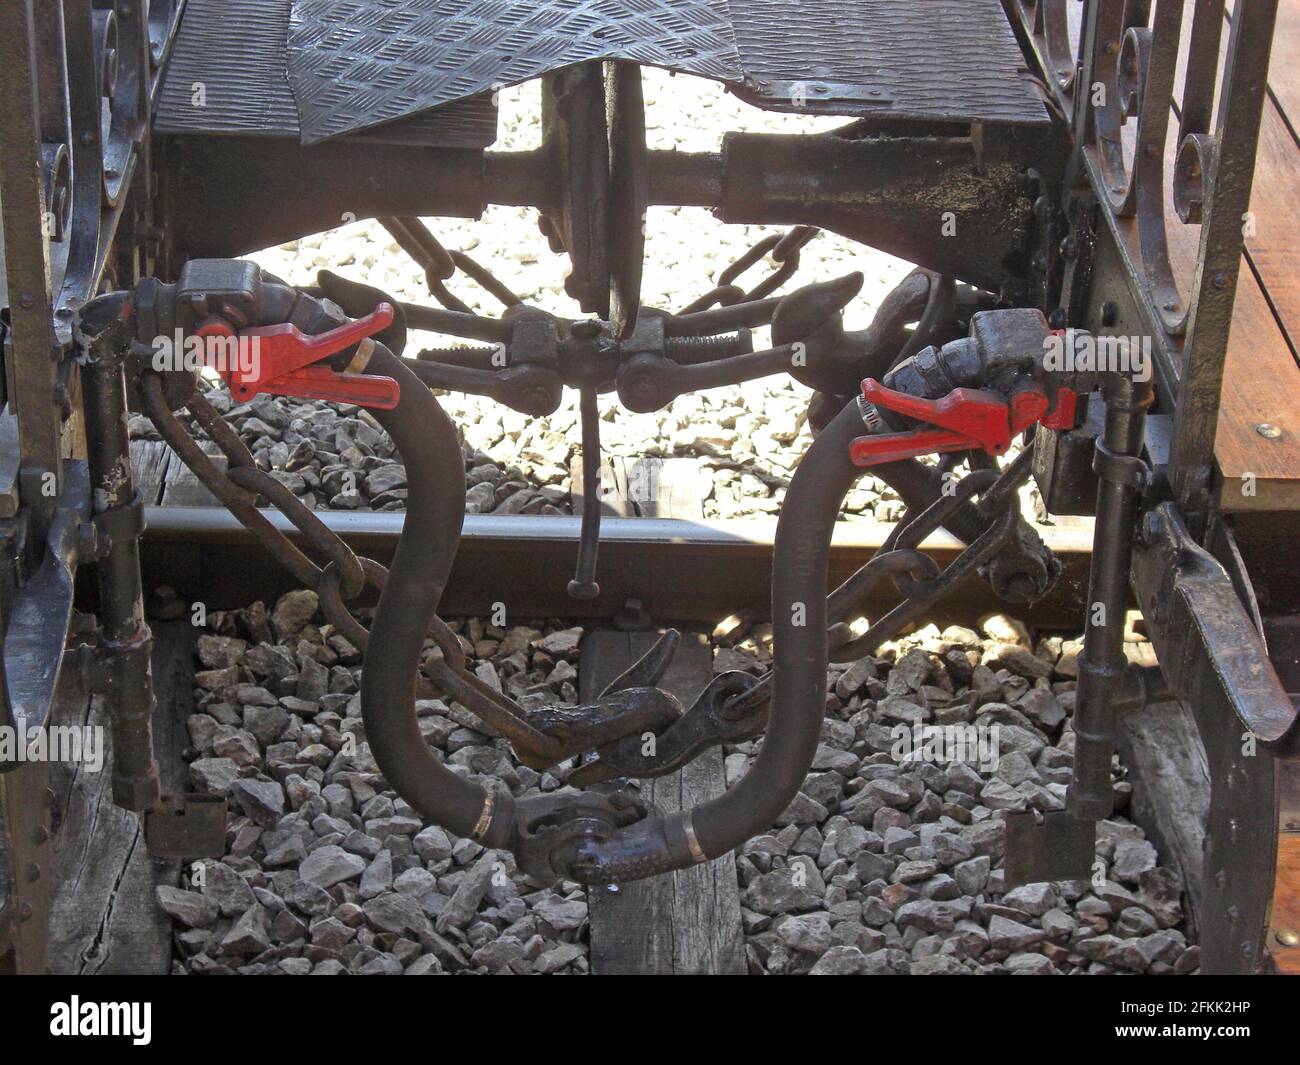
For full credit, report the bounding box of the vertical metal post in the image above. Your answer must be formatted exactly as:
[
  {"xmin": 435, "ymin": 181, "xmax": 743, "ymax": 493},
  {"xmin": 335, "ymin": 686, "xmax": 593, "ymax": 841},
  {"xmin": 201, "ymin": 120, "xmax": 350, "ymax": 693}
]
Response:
[
  {"xmin": 80, "ymin": 304, "xmax": 160, "ymax": 812},
  {"xmin": 1068, "ymin": 368, "xmax": 1154, "ymax": 819},
  {"xmin": 568, "ymin": 385, "xmax": 602, "ymax": 600},
  {"xmin": 0, "ymin": 0, "xmax": 63, "ymax": 534}
]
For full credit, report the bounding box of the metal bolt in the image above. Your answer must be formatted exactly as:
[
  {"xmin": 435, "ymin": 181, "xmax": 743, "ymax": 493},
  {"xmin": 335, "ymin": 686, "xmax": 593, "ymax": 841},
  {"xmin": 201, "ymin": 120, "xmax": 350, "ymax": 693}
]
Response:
[
  {"xmin": 18, "ymin": 292, "xmax": 35, "ymax": 309},
  {"xmin": 1256, "ymin": 423, "xmax": 1282, "ymax": 439},
  {"xmin": 1163, "ymin": 299, "xmax": 1180, "ymax": 312},
  {"xmin": 1140, "ymin": 511, "xmax": 1162, "ymax": 545},
  {"xmin": 1276, "ymin": 928, "xmax": 1300, "ymax": 947},
  {"xmin": 26, "ymin": 862, "xmax": 40, "ymax": 883},
  {"xmin": 1212, "ymin": 271, "xmax": 1229, "ymax": 290},
  {"xmin": 33, "ymin": 825, "xmax": 48, "ymax": 845}
]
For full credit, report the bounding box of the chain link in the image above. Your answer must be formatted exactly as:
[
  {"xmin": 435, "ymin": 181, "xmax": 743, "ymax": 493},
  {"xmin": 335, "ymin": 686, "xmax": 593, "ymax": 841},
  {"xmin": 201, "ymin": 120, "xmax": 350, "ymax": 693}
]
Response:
[
  {"xmin": 143, "ymin": 370, "xmax": 562, "ymax": 762},
  {"xmin": 679, "ymin": 225, "xmax": 820, "ymax": 314},
  {"xmin": 380, "ymin": 216, "xmax": 522, "ymax": 314}
]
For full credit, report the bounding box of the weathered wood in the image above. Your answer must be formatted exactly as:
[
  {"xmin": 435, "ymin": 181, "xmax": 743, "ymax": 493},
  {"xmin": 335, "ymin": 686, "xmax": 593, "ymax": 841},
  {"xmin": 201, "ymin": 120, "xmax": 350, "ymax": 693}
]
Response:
[
  {"xmin": 160, "ymin": 445, "xmax": 224, "ymax": 507},
  {"xmin": 623, "ymin": 457, "xmax": 708, "ymax": 519},
  {"xmin": 583, "ymin": 629, "xmax": 746, "ymax": 974},
  {"xmin": 47, "ymin": 621, "xmax": 195, "ymax": 974},
  {"xmin": 1115, "ymin": 699, "xmax": 1210, "ymax": 941},
  {"xmin": 570, "ymin": 454, "xmax": 634, "ymax": 516},
  {"xmin": 130, "ymin": 439, "xmax": 173, "ymax": 506},
  {"xmin": 1271, "ymin": 832, "xmax": 1300, "ymax": 975}
]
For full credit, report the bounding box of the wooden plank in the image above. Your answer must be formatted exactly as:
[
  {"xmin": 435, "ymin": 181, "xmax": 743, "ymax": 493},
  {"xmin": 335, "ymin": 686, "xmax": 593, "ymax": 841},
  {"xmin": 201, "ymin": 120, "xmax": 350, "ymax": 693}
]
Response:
[
  {"xmin": 1115, "ymin": 700, "xmax": 1210, "ymax": 942},
  {"xmin": 1271, "ymin": 833, "xmax": 1300, "ymax": 975},
  {"xmin": 160, "ymin": 445, "xmax": 224, "ymax": 507},
  {"xmin": 47, "ymin": 621, "xmax": 195, "ymax": 974},
  {"xmin": 1265, "ymin": 0, "xmax": 1300, "ymax": 134},
  {"xmin": 1145, "ymin": 63, "xmax": 1300, "ymax": 510},
  {"xmin": 623, "ymin": 457, "xmax": 708, "ymax": 519},
  {"xmin": 1244, "ymin": 98, "xmax": 1300, "ymax": 358},
  {"xmin": 583, "ymin": 629, "xmax": 746, "ymax": 974},
  {"xmin": 570, "ymin": 455, "xmax": 634, "ymax": 517},
  {"xmin": 130, "ymin": 439, "xmax": 173, "ymax": 506}
]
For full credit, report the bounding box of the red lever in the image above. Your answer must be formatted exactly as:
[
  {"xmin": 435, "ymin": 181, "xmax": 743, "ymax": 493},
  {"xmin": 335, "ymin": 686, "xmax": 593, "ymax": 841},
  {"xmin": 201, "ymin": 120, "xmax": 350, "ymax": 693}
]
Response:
[
  {"xmin": 849, "ymin": 377, "xmax": 1075, "ymax": 468},
  {"xmin": 194, "ymin": 303, "xmax": 400, "ymax": 410}
]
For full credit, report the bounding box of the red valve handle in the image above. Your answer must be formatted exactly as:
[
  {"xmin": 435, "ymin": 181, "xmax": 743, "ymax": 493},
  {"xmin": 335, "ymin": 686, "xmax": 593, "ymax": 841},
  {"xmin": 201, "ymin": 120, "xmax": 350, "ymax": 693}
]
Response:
[
  {"xmin": 849, "ymin": 377, "xmax": 1076, "ymax": 468},
  {"xmin": 192, "ymin": 303, "xmax": 399, "ymax": 410}
]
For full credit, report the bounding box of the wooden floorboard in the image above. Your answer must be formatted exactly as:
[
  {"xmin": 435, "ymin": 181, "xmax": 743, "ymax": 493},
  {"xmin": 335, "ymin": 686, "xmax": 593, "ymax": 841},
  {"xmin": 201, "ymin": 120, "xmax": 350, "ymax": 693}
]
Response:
[
  {"xmin": 47, "ymin": 621, "xmax": 194, "ymax": 974},
  {"xmin": 582, "ymin": 630, "xmax": 746, "ymax": 975},
  {"xmin": 1153, "ymin": 53, "xmax": 1300, "ymax": 510}
]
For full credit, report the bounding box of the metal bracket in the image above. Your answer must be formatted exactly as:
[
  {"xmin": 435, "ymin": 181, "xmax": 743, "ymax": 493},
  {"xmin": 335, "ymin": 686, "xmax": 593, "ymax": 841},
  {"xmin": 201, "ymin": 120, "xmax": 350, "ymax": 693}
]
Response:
[
  {"xmin": 143, "ymin": 794, "xmax": 228, "ymax": 859},
  {"xmin": 746, "ymin": 77, "xmax": 895, "ymax": 110},
  {"xmin": 1093, "ymin": 438, "xmax": 1151, "ymax": 491},
  {"xmin": 1004, "ymin": 810, "xmax": 1096, "ymax": 887}
]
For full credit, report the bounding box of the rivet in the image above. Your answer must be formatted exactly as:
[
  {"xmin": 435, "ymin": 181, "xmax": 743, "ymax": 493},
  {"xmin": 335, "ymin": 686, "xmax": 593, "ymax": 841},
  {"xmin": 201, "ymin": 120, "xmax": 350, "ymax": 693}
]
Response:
[
  {"xmin": 1276, "ymin": 928, "xmax": 1300, "ymax": 947},
  {"xmin": 1256, "ymin": 423, "xmax": 1282, "ymax": 439}
]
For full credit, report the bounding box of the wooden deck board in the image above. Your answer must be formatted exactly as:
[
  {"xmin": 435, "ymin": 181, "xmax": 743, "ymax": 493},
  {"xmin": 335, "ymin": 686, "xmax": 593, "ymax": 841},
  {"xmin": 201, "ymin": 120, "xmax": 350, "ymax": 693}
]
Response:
[
  {"xmin": 1155, "ymin": 8, "xmax": 1300, "ymax": 509},
  {"xmin": 581, "ymin": 630, "xmax": 746, "ymax": 975},
  {"xmin": 46, "ymin": 622, "xmax": 194, "ymax": 975}
]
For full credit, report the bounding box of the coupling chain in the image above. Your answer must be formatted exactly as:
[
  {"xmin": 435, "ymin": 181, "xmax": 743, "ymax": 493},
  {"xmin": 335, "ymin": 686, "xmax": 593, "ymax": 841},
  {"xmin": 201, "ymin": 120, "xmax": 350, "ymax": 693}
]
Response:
[{"xmin": 679, "ymin": 225, "xmax": 820, "ymax": 314}]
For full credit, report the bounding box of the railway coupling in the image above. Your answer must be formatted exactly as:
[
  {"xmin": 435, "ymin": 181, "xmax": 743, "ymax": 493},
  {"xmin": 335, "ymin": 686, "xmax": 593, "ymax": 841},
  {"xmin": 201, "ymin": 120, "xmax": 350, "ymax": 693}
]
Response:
[{"xmin": 60, "ymin": 252, "xmax": 1155, "ymax": 885}]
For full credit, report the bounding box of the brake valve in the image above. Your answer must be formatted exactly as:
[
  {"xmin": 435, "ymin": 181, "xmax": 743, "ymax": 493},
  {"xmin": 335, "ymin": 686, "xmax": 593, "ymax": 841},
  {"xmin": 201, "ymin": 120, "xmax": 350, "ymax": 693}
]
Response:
[{"xmin": 195, "ymin": 302, "xmax": 401, "ymax": 410}]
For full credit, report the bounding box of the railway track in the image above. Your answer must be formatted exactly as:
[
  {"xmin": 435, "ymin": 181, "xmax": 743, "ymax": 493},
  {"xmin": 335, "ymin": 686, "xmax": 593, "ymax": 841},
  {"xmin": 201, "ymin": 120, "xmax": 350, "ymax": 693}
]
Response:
[{"xmin": 28, "ymin": 500, "xmax": 1121, "ymax": 976}]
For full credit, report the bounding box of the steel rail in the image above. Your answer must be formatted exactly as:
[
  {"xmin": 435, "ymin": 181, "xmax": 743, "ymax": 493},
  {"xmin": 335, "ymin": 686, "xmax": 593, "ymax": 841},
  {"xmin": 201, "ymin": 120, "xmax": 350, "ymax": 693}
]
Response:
[{"xmin": 137, "ymin": 506, "xmax": 1094, "ymax": 628}]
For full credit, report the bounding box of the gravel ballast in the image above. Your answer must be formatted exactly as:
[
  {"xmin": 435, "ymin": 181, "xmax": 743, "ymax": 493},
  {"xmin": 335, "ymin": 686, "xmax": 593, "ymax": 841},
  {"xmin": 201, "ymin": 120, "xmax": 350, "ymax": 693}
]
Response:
[{"xmin": 161, "ymin": 590, "xmax": 1193, "ymax": 976}]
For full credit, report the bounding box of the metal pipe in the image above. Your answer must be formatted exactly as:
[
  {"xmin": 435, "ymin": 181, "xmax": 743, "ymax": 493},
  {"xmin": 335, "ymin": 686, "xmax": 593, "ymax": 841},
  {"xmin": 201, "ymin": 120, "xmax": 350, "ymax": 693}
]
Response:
[
  {"xmin": 563, "ymin": 398, "xmax": 868, "ymax": 880},
  {"xmin": 1068, "ymin": 370, "xmax": 1154, "ymax": 820},
  {"xmin": 360, "ymin": 345, "xmax": 516, "ymax": 847},
  {"xmin": 79, "ymin": 295, "xmax": 161, "ymax": 811}
]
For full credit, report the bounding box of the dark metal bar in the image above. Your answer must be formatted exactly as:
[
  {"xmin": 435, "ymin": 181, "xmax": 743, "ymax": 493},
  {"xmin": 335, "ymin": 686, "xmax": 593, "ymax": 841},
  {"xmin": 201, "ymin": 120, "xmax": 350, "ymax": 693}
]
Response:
[
  {"xmin": 0, "ymin": 0, "xmax": 63, "ymax": 531},
  {"xmin": 1068, "ymin": 369, "xmax": 1154, "ymax": 820},
  {"xmin": 79, "ymin": 298, "xmax": 160, "ymax": 812},
  {"xmin": 568, "ymin": 386, "xmax": 602, "ymax": 599}
]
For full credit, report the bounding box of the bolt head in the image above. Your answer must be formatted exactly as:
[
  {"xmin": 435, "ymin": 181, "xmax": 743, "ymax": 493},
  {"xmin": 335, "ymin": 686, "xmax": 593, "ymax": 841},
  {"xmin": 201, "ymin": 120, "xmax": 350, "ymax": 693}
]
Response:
[
  {"xmin": 1256, "ymin": 423, "xmax": 1282, "ymax": 439},
  {"xmin": 1276, "ymin": 928, "xmax": 1300, "ymax": 947},
  {"xmin": 1140, "ymin": 511, "xmax": 1162, "ymax": 544}
]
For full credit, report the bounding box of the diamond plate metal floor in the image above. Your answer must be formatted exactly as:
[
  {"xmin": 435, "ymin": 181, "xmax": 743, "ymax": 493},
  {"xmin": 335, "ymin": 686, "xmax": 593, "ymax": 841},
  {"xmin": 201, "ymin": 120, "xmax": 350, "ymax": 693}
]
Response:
[
  {"xmin": 159, "ymin": 0, "xmax": 1048, "ymax": 146},
  {"xmin": 155, "ymin": 0, "xmax": 498, "ymax": 148},
  {"xmin": 284, "ymin": 0, "xmax": 1047, "ymax": 143}
]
